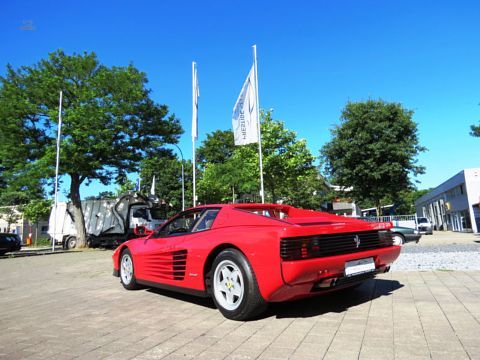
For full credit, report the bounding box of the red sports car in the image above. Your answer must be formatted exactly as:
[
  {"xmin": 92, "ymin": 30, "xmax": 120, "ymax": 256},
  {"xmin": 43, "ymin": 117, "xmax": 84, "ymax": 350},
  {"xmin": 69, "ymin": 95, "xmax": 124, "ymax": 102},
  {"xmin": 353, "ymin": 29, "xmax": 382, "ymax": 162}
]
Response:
[{"xmin": 112, "ymin": 204, "xmax": 400, "ymax": 320}]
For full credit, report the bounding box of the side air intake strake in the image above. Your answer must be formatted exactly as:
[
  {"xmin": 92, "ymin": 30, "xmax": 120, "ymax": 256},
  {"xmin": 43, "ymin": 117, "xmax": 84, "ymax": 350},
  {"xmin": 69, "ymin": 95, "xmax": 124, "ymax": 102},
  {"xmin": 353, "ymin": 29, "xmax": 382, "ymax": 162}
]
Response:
[{"xmin": 143, "ymin": 249, "xmax": 187, "ymax": 280}]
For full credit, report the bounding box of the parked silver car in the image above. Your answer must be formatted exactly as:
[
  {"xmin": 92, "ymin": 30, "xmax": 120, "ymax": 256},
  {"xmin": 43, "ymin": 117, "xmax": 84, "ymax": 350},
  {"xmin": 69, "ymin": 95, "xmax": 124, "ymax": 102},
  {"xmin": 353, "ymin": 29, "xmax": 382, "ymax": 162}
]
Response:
[{"xmin": 417, "ymin": 217, "xmax": 433, "ymax": 235}]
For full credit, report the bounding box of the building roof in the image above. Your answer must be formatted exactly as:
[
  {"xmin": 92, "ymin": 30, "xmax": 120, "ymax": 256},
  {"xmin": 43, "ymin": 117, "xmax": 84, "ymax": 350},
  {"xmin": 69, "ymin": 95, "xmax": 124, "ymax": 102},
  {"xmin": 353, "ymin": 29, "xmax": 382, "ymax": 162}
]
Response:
[{"xmin": 415, "ymin": 168, "xmax": 480, "ymax": 206}]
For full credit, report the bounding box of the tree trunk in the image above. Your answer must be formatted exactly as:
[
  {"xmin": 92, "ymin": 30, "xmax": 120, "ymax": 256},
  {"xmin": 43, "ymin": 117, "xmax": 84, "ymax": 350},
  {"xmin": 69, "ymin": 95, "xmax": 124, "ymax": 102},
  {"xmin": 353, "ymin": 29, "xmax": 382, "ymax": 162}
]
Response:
[
  {"xmin": 69, "ymin": 174, "xmax": 88, "ymax": 248},
  {"xmin": 267, "ymin": 179, "xmax": 276, "ymax": 204},
  {"xmin": 375, "ymin": 201, "xmax": 382, "ymax": 217}
]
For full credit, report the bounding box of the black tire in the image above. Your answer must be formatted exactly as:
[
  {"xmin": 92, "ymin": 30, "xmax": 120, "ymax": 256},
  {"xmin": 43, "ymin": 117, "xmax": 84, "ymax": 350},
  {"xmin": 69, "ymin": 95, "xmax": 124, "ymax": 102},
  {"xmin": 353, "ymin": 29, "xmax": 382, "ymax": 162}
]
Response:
[
  {"xmin": 392, "ymin": 233, "xmax": 405, "ymax": 245},
  {"xmin": 119, "ymin": 249, "xmax": 142, "ymax": 290},
  {"xmin": 210, "ymin": 248, "xmax": 267, "ymax": 321},
  {"xmin": 0, "ymin": 251, "xmax": 6, "ymax": 256},
  {"xmin": 66, "ymin": 236, "xmax": 77, "ymax": 250}
]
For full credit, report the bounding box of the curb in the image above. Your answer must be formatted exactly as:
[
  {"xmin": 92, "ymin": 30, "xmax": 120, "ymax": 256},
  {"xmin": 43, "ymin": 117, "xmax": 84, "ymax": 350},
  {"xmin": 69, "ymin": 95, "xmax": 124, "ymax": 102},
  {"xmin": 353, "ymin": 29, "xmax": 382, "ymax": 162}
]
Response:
[{"xmin": 0, "ymin": 249, "xmax": 73, "ymax": 259}]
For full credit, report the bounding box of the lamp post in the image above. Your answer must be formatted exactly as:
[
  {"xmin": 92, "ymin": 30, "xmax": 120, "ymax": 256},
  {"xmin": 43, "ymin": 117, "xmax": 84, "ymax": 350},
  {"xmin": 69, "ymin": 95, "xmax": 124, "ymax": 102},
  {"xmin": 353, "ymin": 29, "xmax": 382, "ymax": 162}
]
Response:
[{"xmin": 172, "ymin": 144, "xmax": 185, "ymax": 211}]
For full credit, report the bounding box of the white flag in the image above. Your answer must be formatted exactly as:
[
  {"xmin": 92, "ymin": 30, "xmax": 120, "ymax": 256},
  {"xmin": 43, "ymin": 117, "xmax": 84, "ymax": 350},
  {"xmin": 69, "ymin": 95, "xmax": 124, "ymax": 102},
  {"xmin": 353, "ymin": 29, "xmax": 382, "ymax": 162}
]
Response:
[
  {"xmin": 192, "ymin": 62, "xmax": 199, "ymax": 141},
  {"xmin": 232, "ymin": 66, "xmax": 258, "ymax": 145},
  {"xmin": 150, "ymin": 175, "xmax": 156, "ymax": 195}
]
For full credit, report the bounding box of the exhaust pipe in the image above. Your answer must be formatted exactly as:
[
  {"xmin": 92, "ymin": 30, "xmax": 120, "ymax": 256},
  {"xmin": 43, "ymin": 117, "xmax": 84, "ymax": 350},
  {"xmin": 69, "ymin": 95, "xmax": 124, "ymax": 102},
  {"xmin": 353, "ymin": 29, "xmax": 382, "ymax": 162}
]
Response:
[{"xmin": 316, "ymin": 277, "xmax": 338, "ymax": 289}]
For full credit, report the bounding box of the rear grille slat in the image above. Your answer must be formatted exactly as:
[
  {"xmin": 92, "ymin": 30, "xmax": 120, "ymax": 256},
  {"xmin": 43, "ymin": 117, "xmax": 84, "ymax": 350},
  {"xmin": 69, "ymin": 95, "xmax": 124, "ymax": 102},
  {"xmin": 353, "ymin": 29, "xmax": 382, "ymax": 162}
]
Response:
[{"xmin": 280, "ymin": 230, "xmax": 392, "ymax": 260}]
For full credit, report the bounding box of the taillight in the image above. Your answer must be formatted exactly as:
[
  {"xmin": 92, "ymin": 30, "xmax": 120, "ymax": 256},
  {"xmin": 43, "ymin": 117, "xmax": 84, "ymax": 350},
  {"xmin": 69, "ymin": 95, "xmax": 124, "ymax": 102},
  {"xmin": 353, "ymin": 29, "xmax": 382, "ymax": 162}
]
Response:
[
  {"xmin": 280, "ymin": 236, "xmax": 322, "ymax": 260},
  {"xmin": 378, "ymin": 230, "xmax": 393, "ymax": 246}
]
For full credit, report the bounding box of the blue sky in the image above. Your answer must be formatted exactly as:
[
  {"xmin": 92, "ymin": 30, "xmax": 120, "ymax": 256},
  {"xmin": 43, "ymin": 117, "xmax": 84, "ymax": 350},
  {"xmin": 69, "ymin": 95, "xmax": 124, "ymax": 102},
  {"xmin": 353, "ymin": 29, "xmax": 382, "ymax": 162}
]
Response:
[{"xmin": 1, "ymin": 0, "xmax": 479, "ymax": 200}]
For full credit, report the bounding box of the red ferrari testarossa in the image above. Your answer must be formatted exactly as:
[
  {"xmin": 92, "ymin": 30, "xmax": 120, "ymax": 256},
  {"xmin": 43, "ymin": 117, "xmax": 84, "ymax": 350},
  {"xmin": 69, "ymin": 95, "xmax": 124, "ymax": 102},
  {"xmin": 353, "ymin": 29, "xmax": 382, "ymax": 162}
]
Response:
[{"xmin": 113, "ymin": 203, "xmax": 400, "ymax": 320}]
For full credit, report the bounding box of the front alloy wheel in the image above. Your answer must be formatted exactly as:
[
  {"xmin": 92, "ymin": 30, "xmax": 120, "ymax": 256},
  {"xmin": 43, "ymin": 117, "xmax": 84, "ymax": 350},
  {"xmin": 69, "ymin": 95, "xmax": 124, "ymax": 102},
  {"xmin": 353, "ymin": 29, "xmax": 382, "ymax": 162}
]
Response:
[{"xmin": 119, "ymin": 249, "xmax": 142, "ymax": 290}]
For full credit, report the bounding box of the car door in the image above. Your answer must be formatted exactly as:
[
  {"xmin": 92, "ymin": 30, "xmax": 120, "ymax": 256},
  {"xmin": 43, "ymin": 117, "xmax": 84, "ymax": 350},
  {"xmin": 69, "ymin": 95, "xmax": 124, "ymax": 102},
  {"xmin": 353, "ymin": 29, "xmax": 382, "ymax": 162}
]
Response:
[{"xmin": 134, "ymin": 209, "xmax": 204, "ymax": 286}]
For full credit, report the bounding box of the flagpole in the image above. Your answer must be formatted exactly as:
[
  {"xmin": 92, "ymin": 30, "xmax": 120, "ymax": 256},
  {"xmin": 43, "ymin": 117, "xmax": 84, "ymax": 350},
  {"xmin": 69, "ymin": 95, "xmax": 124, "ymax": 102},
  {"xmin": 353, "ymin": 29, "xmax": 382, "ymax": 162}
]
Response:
[
  {"xmin": 253, "ymin": 45, "xmax": 265, "ymax": 204},
  {"xmin": 53, "ymin": 90, "xmax": 63, "ymax": 252},
  {"xmin": 192, "ymin": 61, "xmax": 197, "ymax": 207}
]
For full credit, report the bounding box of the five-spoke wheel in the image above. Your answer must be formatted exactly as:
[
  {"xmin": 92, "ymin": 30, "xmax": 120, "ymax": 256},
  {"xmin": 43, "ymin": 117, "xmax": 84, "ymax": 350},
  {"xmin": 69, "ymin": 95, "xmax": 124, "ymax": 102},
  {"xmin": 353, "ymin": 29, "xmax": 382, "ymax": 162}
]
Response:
[
  {"xmin": 119, "ymin": 249, "xmax": 142, "ymax": 290},
  {"xmin": 213, "ymin": 260, "xmax": 245, "ymax": 311},
  {"xmin": 211, "ymin": 249, "xmax": 267, "ymax": 320}
]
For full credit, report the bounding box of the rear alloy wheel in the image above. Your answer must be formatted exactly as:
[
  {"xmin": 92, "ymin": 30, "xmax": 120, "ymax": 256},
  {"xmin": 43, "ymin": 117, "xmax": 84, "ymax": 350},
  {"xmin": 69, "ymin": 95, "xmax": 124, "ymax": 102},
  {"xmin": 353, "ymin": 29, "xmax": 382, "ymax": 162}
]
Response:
[
  {"xmin": 120, "ymin": 249, "xmax": 142, "ymax": 290},
  {"xmin": 214, "ymin": 260, "xmax": 245, "ymax": 311},
  {"xmin": 392, "ymin": 233, "xmax": 405, "ymax": 246},
  {"xmin": 211, "ymin": 249, "xmax": 267, "ymax": 321}
]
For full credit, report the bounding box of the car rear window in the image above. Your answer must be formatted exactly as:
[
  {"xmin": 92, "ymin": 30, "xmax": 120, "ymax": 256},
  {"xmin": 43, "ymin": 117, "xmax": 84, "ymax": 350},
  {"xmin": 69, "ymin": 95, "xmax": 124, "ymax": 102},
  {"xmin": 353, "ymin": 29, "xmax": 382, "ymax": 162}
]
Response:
[{"xmin": 235, "ymin": 208, "xmax": 289, "ymax": 219}]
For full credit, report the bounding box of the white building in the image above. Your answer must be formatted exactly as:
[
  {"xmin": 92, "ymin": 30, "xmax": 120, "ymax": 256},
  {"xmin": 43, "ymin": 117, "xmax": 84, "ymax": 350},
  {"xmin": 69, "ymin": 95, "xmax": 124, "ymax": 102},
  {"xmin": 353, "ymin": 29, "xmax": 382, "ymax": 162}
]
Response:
[
  {"xmin": 0, "ymin": 206, "xmax": 49, "ymax": 243},
  {"xmin": 415, "ymin": 168, "xmax": 480, "ymax": 233}
]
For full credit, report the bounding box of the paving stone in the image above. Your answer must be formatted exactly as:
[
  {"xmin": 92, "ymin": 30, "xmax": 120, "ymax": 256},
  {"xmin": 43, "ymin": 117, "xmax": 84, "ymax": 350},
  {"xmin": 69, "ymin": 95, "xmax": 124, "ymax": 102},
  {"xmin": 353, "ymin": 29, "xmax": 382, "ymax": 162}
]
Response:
[{"xmin": 1, "ymin": 250, "xmax": 479, "ymax": 360}]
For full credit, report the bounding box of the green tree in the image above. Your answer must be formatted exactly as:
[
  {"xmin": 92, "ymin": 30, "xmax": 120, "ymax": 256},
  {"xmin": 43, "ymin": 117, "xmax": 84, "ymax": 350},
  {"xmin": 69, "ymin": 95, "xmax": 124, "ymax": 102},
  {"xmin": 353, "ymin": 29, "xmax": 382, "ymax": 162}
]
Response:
[
  {"xmin": 22, "ymin": 199, "xmax": 52, "ymax": 224},
  {"xmin": 357, "ymin": 188, "xmax": 431, "ymax": 215},
  {"xmin": 116, "ymin": 178, "xmax": 137, "ymax": 196},
  {"xmin": 393, "ymin": 188, "xmax": 431, "ymax": 214},
  {"xmin": 321, "ymin": 99, "xmax": 426, "ymax": 215},
  {"xmin": 22, "ymin": 199, "xmax": 52, "ymax": 244},
  {"xmin": 0, "ymin": 50, "xmax": 182, "ymax": 247},
  {"xmin": 197, "ymin": 111, "xmax": 326, "ymax": 207},
  {"xmin": 470, "ymin": 123, "xmax": 480, "ymax": 137},
  {"xmin": 85, "ymin": 191, "xmax": 116, "ymax": 200},
  {"xmin": 198, "ymin": 151, "xmax": 258, "ymax": 204},
  {"xmin": 0, "ymin": 168, "xmax": 45, "ymax": 207},
  {"xmin": 283, "ymin": 168, "xmax": 328, "ymax": 210},
  {"xmin": 0, "ymin": 207, "xmax": 21, "ymax": 232},
  {"xmin": 197, "ymin": 130, "xmax": 235, "ymax": 168},
  {"xmin": 0, "ymin": 190, "xmax": 32, "ymax": 207},
  {"xmin": 140, "ymin": 154, "xmax": 193, "ymax": 217}
]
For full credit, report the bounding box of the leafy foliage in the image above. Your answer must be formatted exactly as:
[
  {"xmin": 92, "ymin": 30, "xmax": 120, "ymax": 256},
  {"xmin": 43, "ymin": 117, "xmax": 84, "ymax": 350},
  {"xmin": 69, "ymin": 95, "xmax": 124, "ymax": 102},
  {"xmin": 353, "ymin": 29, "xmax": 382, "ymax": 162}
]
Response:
[
  {"xmin": 321, "ymin": 100, "xmax": 426, "ymax": 215},
  {"xmin": 197, "ymin": 111, "xmax": 327, "ymax": 207},
  {"xmin": 471, "ymin": 122, "xmax": 480, "ymax": 137},
  {"xmin": 0, "ymin": 207, "xmax": 22, "ymax": 232},
  {"xmin": 139, "ymin": 154, "xmax": 193, "ymax": 217},
  {"xmin": 84, "ymin": 191, "xmax": 116, "ymax": 200},
  {"xmin": 358, "ymin": 188, "xmax": 431, "ymax": 214},
  {"xmin": 393, "ymin": 188, "xmax": 431, "ymax": 214},
  {"xmin": 0, "ymin": 50, "xmax": 183, "ymax": 246},
  {"xmin": 22, "ymin": 199, "xmax": 52, "ymax": 224},
  {"xmin": 116, "ymin": 179, "xmax": 137, "ymax": 196},
  {"xmin": 197, "ymin": 130, "xmax": 235, "ymax": 168}
]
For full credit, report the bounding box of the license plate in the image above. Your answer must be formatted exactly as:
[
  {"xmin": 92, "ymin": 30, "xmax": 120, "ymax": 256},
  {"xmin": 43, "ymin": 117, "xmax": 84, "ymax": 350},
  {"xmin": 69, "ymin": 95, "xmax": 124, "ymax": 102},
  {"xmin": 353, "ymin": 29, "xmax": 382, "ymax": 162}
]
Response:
[{"xmin": 345, "ymin": 257, "xmax": 375, "ymax": 277}]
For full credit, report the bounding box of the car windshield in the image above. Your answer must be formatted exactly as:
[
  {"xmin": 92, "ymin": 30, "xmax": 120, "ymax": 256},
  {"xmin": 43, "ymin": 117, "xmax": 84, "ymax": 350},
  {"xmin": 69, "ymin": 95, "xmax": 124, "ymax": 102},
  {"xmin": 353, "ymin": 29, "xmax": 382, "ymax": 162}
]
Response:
[
  {"xmin": 418, "ymin": 218, "xmax": 428, "ymax": 223},
  {"xmin": 154, "ymin": 208, "xmax": 220, "ymax": 237}
]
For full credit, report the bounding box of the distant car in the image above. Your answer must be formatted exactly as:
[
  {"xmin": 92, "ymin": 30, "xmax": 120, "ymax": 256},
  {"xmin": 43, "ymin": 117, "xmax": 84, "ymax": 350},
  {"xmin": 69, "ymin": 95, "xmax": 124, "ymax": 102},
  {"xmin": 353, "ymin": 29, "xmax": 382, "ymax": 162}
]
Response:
[
  {"xmin": 417, "ymin": 217, "xmax": 433, "ymax": 235},
  {"xmin": 113, "ymin": 204, "xmax": 401, "ymax": 320},
  {"xmin": 0, "ymin": 233, "xmax": 21, "ymax": 255},
  {"xmin": 390, "ymin": 226, "xmax": 421, "ymax": 245}
]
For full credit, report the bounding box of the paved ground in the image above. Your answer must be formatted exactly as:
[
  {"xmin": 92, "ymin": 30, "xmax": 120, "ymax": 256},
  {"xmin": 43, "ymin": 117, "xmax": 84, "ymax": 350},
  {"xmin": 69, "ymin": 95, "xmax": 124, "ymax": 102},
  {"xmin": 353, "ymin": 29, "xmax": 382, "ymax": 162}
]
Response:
[
  {"xmin": 1, "ymin": 238, "xmax": 479, "ymax": 359},
  {"xmin": 404, "ymin": 230, "xmax": 480, "ymax": 247}
]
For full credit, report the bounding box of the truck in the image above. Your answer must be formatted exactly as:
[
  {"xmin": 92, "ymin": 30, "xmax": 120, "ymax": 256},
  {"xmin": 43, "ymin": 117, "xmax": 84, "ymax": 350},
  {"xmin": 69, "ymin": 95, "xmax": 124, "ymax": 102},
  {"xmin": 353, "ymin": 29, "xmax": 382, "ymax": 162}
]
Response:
[{"xmin": 48, "ymin": 192, "xmax": 168, "ymax": 249}]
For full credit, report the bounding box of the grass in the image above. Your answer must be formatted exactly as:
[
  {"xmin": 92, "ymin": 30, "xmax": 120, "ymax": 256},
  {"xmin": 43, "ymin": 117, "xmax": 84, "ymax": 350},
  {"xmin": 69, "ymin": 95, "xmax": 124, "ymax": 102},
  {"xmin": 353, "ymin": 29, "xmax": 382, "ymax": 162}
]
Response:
[{"xmin": 32, "ymin": 237, "xmax": 52, "ymax": 247}]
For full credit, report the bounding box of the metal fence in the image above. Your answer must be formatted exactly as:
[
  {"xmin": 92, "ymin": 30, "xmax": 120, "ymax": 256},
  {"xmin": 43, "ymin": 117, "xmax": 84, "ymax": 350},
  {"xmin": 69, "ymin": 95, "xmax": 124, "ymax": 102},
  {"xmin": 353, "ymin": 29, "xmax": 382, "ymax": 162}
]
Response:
[{"xmin": 363, "ymin": 214, "xmax": 417, "ymax": 229}]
